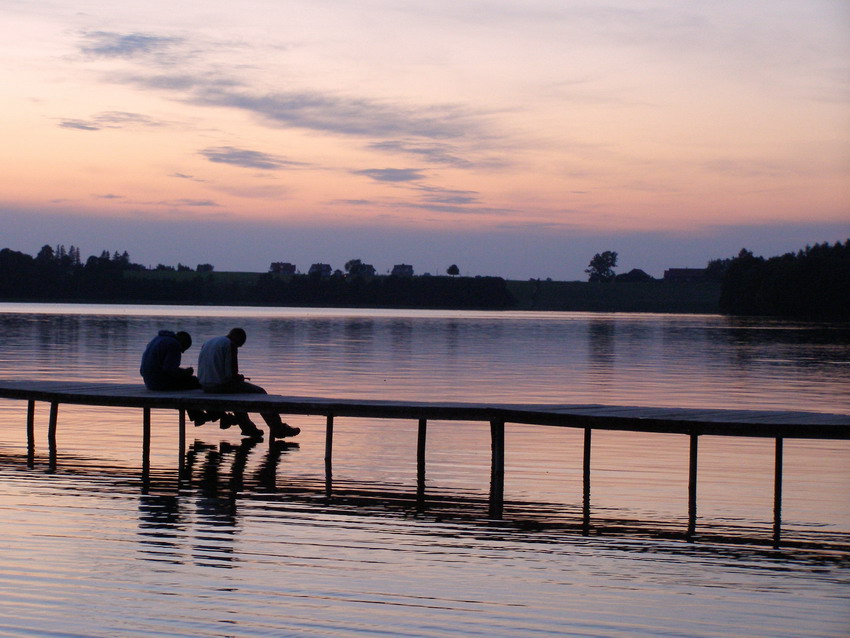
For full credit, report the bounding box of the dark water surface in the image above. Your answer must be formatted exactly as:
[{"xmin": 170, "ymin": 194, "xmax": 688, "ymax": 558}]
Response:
[{"xmin": 0, "ymin": 304, "xmax": 848, "ymax": 636}]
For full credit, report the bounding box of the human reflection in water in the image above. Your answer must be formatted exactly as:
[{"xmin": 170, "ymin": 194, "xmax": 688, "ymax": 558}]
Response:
[
  {"xmin": 137, "ymin": 491, "xmax": 184, "ymax": 561},
  {"xmin": 137, "ymin": 438, "xmax": 298, "ymax": 567}
]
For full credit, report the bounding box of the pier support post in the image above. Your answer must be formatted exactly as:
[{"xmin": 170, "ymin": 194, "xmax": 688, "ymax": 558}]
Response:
[
  {"xmin": 774, "ymin": 437, "xmax": 783, "ymax": 549},
  {"xmin": 324, "ymin": 414, "xmax": 334, "ymax": 496},
  {"xmin": 583, "ymin": 426, "xmax": 592, "ymax": 535},
  {"xmin": 48, "ymin": 402, "xmax": 58, "ymax": 470},
  {"xmin": 688, "ymin": 431, "xmax": 699, "ymax": 541},
  {"xmin": 489, "ymin": 419, "xmax": 505, "ymax": 519},
  {"xmin": 178, "ymin": 409, "xmax": 186, "ymax": 473},
  {"xmin": 142, "ymin": 408, "xmax": 151, "ymax": 488},
  {"xmin": 417, "ymin": 419, "xmax": 427, "ymax": 506},
  {"xmin": 26, "ymin": 400, "xmax": 35, "ymax": 467},
  {"xmin": 48, "ymin": 402, "xmax": 58, "ymax": 443}
]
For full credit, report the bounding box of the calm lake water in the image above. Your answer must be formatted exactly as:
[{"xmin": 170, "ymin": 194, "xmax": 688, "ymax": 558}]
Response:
[{"xmin": 0, "ymin": 303, "xmax": 848, "ymax": 637}]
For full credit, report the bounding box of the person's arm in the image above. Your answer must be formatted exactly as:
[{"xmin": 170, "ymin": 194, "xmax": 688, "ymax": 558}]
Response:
[
  {"xmin": 231, "ymin": 341, "xmax": 244, "ymax": 382},
  {"xmin": 161, "ymin": 343, "xmax": 189, "ymax": 380}
]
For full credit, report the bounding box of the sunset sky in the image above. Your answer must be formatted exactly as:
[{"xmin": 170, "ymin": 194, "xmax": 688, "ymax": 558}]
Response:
[{"xmin": 2, "ymin": 0, "xmax": 848, "ymax": 279}]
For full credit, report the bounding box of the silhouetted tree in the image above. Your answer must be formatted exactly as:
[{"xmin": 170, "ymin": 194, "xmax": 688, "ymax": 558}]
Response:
[
  {"xmin": 585, "ymin": 251, "xmax": 618, "ymax": 282},
  {"xmin": 344, "ymin": 259, "xmax": 362, "ymax": 274},
  {"xmin": 344, "ymin": 259, "xmax": 376, "ymax": 277},
  {"xmin": 447, "ymin": 264, "xmax": 460, "ymax": 276},
  {"xmin": 35, "ymin": 245, "xmax": 55, "ymax": 263},
  {"xmin": 706, "ymin": 257, "xmax": 732, "ymax": 282},
  {"xmin": 719, "ymin": 241, "xmax": 850, "ymax": 318}
]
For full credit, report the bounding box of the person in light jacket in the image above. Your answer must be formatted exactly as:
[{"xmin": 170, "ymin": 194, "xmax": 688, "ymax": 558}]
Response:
[{"xmin": 198, "ymin": 327, "xmax": 300, "ymax": 440}]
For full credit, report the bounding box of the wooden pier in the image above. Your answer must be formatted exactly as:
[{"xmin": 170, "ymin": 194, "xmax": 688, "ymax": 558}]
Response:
[{"xmin": 1, "ymin": 379, "xmax": 848, "ymax": 547}]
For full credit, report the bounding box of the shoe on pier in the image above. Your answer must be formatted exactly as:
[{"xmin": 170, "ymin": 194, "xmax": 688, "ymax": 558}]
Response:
[
  {"xmin": 240, "ymin": 426, "xmax": 264, "ymax": 440},
  {"xmin": 187, "ymin": 410, "xmax": 208, "ymax": 427},
  {"xmin": 238, "ymin": 417, "xmax": 264, "ymax": 439},
  {"xmin": 270, "ymin": 423, "xmax": 301, "ymax": 439},
  {"xmin": 219, "ymin": 413, "xmax": 237, "ymax": 430}
]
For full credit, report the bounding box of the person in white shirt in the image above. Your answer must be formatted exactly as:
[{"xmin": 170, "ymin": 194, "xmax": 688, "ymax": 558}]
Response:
[{"xmin": 198, "ymin": 327, "xmax": 300, "ymax": 439}]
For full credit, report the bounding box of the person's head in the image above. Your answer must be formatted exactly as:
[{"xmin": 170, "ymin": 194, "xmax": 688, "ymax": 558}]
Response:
[
  {"xmin": 227, "ymin": 327, "xmax": 247, "ymax": 347},
  {"xmin": 175, "ymin": 331, "xmax": 192, "ymax": 352}
]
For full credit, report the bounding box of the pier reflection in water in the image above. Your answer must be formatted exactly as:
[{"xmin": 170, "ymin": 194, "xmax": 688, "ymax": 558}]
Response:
[
  {"xmin": 27, "ymin": 413, "xmax": 850, "ymax": 554},
  {"xmin": 9, "ymin": 437, "xmax": 850, "ymax": 557}
]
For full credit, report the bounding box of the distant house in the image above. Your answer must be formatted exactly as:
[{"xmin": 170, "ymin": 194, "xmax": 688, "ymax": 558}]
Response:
[
  {"xmin": 308, "ymin": 263, "xmax": 332, "ymax": 279},
  {"xmin": 615, "ymin": 268, "xmax": 654, "ymax": 282},
  {"xmin": 269, "ymin": 262, "xmax": 297, "ymax": 275},
  {"xmin": 663, "ymin": 268, "xmax": 707, "ymax": 283},
  {"xmin": 391, "ymin": 264, "xmax": 414, "ymax": 277}
]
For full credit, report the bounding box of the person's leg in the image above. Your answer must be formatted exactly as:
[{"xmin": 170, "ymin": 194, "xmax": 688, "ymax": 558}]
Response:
[
  {"xmin": 233, "ymin": 412, "xmax": 263, "ymax": 438},
  {"xmin": 202, "ymin": 382, "xmax": 261, "ymax": 436},
  {"xmin": 224, "ymin": 382, "xmax": 297, "ymax": 436},
  {"xmin": 207, "ymin": 380, "xmax": 298, "ymax": 438},
  {"xmin": 178, "ymin": 376, "xmax": 202, "ymax": 390},
  {"xmin": 155, "ymin": 376, "xmax": 209, "ymax": 425}
]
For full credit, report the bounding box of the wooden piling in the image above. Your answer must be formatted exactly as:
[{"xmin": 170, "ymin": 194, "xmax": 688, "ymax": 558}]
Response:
[
  {"xmin": 417, "ymin": 418, "xmax": 427, "ymax": 505},
  {"xmin": 26, "ymin": 400, "xmax": 35, "ymax": 467},
  {"xmin": 178, "ymin": 409, "xmax": 186, "ymax": 473},
  {"xmin": 48, "ymin": 402, "xmax": 58, "ymax": 470},
  {"xmin": 48, "ymin": 402, "xmax": 58, "ymax": 443},
  {"xmin": 324, "ymin": 414, "xmax": 334, "ymax": 464},
  {"xmin": 142, "ymin": 408, "xmax": 151, "ymax": 481},
  {"xmin": 583, "ymin": 426, "xmax": 592, "ymax": 535},
  {"xmin": 325, "ymin": 414, "xmax": 334, "ymax": 496},
  {"xmin": 774, "ymin": 437, "xmax": 783, "ymax": 548},
  {"xmin": 489, "ymin": 419, "xmax": 505, "ymax": 519},
  {"xmin": 688, "ymin": 431, "xmax": 699, "ymax": 540}
]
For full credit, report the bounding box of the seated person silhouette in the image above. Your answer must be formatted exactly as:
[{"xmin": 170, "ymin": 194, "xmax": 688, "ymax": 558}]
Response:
[
  {"xmin": 198, "ymin": 328, "xmax": 300, "ymax": 440},
  {"xmin": 140, "ymin": 329, "xmax": 218, "ymax": 426}
]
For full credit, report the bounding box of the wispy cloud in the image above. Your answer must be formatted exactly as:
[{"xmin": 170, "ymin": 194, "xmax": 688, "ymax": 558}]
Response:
[
  {"xmin": 416, "ymin": 185, "xmax": 479, "ymax": 205},
  {"xmin": 367, "ymin": 140, "xmax": 474, "ymax": 168},
  {"xmin": 113, "ymin": 73, "xmax": 239, "ymax": 92},
  {"xmin": 332, "ymin": 199, "xmax": 373, "ymax": 206},
  {"xmin": 80, "ymin": 31, "xmax": 182, "ymax": 60},
  {"xmin": 60, "ymin": 119, "xmax": 100, "ymax": 131},
  {"xmin": 703, "ymin": 159, "xmax": 789, "ymax": 178},
  {"xmin": 169, "ymin": 172, "xmax": 206, "ymax": 182},
  {"xmin": 209, "ymin": 183, "xmax": 290, "ymax": 199},
  {"xmin": 352, "ymin": 168, "xmax": 426, "ymax": 183},
  {"xmin": 192, "ymin": 88, "xmax": 476, "ymax": 139},
  {"xmin": 199, "ymin": 146, "xmax": 306, "ymax": 170},
  {"xmin": 59, "ymin": 111, "xmax": 165, "ymax": 131},
  {"xmin": 407, "ymin": 202, "xmax": 514, "ymax": 216},
  {"xmin": 328, "ymin": 185, "xmax": 507, "ymax": 217},
  {"xmin": 154, "ymin": 199, "xmax": 219, "ymax": 207},
  {"xmin": 77, "ymin": 31, "xmax": 485, "ymax": 141}
]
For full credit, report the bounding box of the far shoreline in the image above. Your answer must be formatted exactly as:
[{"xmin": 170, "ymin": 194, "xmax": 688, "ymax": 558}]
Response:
[{"xmin": 3, "ymin": 276, "xmax": 723, "ymax": 314}]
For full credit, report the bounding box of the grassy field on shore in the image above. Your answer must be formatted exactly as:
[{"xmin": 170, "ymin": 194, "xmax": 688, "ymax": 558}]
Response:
[
  {"xmin": 126, "ymin": 270, "xmax": 721, "ymax": 313},
  {"xmin": 506, "ymin": 279, "xmax": 721, "ymax": 313}
]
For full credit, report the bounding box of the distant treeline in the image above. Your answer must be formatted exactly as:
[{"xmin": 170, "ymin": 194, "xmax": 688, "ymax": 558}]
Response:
[
  {"xmin": 717, "ymin": 240, "xmax": 850, "ymax": 319},
  {"xmin": 2, "ymin": 241, "xmax": 848, "ymax": 318},
  {"xmin": 0, "ymin": 245, "xmax": 514, "ymax": 309}
]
